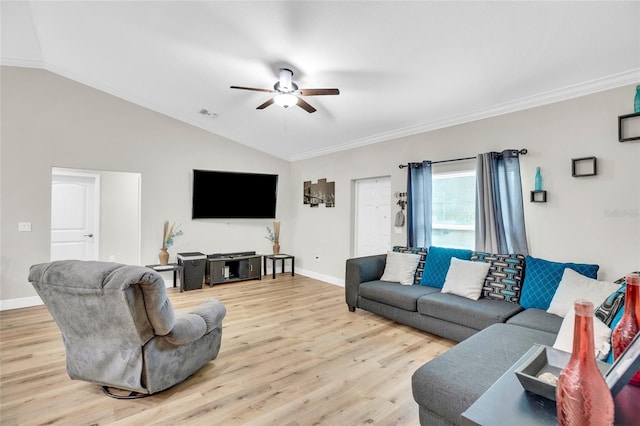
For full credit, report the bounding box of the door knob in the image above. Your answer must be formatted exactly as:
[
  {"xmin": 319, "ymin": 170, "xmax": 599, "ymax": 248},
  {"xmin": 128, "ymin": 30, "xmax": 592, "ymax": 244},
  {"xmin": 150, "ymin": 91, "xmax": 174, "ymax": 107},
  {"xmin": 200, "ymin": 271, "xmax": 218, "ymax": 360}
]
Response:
[{"xmin": 84, "ymin": 233, "xmax": 94, "ymax": 238}]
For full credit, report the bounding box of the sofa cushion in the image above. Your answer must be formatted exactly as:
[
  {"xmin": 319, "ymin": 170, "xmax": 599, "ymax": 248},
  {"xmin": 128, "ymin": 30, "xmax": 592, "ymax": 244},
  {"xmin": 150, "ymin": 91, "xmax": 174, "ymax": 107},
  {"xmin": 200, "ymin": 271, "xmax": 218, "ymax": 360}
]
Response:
[
  {"xmin": 506, "ymin": 308, "xmax": 563, "ymax": 334},
  {"xmin": 519, "ymin": 256, "xmax": 599, "ymax": 310},
  {"xmin": 471, "ymin": 251, "xmax": 526, "ymax": 303},
  {"xmin": 441, "ymin": 258, "xmax": 491, "ymax": 300},
  {"xmin": 417, "ymin": 292, "xmax": 523, "ymax": 331},
  {"xmin": 547, "ymin": 268, "xmax": 620, "ymax": 318},
  {"xmin": 393, "ymin": 246, "xmax": 428, "ymax": 284},
  {"xmin": 380, "ymin": 251, "xmax": 421, "ymax": 285},
  {"xmin": 420, "ymin": 247, "xmax": 473, "ymax": 288},
  {"xmin": 553, "ymin": 306, "xmax": 611, "ymax": 360},
  {"xmin": 359, "ymin": 281, "xmax": 440, "ymax": 312},
  {"xmin": 412, "ymin": 323, "xmax": 557, "ymax": 425}
]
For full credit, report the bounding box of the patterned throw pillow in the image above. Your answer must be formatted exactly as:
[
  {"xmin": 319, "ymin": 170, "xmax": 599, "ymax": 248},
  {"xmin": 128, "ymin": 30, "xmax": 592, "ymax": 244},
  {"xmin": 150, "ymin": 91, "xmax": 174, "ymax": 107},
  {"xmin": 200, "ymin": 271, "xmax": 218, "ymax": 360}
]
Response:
[
  {"xmin": 471, "ymin": 252, "xmax": 526, "ymax": 304},
  {"xmin": 595, "ymin": 272, "xmax": 639, "ymax": 326},
  {"xmin": 420, "ymin": 246, "xmax": 473, "ymax": 288},
  {"xmin": 392, "ymin": 246, "xmax": 428, "ymax": 284},
  {"xmin": 519, "ymin": 256, "xmax": 599, "ymax": 310}
]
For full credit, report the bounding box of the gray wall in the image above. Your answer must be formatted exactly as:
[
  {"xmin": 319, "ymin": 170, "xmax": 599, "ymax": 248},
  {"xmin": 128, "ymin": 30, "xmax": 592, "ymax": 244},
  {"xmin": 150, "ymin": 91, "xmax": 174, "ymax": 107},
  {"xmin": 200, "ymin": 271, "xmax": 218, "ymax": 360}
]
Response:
[
  {"xmin": 2, "ymin": 66, "xmax": 639, "ymax": 306},
  {"xmin": 291, "ymin": 85, "xmax": 640, "ymax": 282},
  {"xmin": 1, "ymin": 66, "xmax": 292, "ymax": 303}
]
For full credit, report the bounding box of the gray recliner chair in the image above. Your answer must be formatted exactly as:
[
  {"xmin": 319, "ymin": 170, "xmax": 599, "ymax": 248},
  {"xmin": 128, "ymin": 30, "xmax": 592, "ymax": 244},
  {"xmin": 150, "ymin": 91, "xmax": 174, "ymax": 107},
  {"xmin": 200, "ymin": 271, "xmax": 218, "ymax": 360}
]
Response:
[{"xmin": 28, "ymin": 260, "xmax": 226, "ymax": 397}]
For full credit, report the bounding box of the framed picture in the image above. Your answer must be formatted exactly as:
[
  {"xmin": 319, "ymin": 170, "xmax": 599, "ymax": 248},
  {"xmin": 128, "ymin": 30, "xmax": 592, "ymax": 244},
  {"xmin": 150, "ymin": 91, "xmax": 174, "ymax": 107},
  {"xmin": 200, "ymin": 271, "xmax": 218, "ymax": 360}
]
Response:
[
  {"xmin": 606, "ymin": 333, "xmax": 640, "ymax": 396},
  {"xmin": 303, "ymin": 178, "xmax": 335, "ymax": 208}
]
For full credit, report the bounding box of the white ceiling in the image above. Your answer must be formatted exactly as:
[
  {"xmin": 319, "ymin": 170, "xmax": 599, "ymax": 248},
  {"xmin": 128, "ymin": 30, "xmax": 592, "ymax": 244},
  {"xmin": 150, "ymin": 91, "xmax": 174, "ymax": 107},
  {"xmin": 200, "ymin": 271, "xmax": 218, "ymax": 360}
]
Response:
[{"xmin": 2, "ymin": 1, "xmax": 639, "ymax": 161}]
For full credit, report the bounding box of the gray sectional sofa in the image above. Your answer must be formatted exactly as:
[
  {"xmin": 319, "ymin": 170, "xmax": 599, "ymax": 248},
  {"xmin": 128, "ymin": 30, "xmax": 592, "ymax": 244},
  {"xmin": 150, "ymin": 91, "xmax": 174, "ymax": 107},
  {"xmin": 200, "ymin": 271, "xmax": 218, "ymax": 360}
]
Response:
[{"xmin": 345, "ymin": 252, "xmax": 564, "ymax": 425}]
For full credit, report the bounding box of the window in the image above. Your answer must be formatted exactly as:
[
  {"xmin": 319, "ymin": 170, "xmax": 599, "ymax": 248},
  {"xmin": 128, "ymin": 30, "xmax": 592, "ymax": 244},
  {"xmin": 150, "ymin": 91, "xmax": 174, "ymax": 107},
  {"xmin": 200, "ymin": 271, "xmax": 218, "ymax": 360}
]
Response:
[{"xmin": 431, "ymin": 169, "xmax": 476, "ymax": 249}]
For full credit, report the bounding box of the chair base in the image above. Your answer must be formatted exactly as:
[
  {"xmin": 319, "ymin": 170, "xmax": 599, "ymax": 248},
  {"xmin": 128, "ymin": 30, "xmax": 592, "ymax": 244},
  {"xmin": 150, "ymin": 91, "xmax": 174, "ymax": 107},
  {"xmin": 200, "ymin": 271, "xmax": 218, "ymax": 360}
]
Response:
[{"xmin": 102, "ymin": 386, "xmax": 150, "ymax": 399}]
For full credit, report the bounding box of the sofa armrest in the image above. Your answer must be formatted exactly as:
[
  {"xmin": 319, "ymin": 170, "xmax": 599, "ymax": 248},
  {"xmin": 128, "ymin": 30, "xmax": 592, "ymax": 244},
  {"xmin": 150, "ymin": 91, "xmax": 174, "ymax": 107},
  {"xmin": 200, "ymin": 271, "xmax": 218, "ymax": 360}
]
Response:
[{"xmin": 345, "ymin": 254, "xmax": 387, "ymax": 309}]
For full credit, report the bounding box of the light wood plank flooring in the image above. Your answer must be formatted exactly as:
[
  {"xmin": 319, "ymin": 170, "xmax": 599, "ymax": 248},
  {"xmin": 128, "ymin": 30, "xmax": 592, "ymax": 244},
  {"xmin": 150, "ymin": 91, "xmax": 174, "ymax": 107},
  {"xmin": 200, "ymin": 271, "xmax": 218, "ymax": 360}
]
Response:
[{"xmin": 0, "ymin": 273, "xmax": 454, "ymax": 425}]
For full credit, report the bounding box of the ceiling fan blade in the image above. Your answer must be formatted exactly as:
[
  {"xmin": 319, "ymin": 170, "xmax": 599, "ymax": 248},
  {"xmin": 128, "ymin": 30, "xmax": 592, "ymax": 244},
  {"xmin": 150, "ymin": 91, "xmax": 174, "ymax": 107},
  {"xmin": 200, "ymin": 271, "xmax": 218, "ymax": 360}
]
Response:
[
  {"xmin": 296, "ymin": 98, "xmax": 317, "ymax": 113},
  {"xmin": 230, "ymin": 85, "xmax": 274, "ymax": 93},
  {"xmin": 256, "ymin": 98, "xmax": 275, "ymax": 110},
  {"xmin": 298, "ymin": 88, "xmax": 340, "ymax": 96}
]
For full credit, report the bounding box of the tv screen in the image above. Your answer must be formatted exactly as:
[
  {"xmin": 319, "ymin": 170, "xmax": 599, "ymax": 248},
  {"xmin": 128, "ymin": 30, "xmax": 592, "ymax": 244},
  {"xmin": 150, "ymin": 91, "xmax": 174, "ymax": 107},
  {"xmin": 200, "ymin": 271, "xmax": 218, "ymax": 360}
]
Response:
[{"xmin": 192, "ymin": 170, "xmax": 278, "ymax": 219}]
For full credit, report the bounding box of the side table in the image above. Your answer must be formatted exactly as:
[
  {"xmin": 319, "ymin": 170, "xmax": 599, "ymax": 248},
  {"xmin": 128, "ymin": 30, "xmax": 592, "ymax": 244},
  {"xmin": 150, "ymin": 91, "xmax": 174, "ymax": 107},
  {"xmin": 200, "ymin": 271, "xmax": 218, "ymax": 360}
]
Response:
[
  {"xmin": 146, "ymin": 263, "xmax": 184, "ymax": 292},
  {"xmin": 263, "ymin": 254, "xmax": 295, "ymax": 279}
]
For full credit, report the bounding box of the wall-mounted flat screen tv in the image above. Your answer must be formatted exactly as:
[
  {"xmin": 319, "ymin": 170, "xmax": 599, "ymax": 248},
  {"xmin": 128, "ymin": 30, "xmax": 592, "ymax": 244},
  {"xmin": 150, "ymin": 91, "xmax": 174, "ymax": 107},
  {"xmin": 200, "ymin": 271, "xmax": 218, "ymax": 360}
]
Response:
[{"xmin": 192, "ymin": 170, "xmax": 278, "ymax": 219}]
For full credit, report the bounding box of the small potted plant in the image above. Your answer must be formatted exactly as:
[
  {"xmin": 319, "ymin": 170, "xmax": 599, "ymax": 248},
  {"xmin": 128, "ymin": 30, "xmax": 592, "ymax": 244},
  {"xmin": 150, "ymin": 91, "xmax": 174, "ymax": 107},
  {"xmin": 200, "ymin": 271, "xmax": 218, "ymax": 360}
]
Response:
[
  {"xmin": 265, "ymin": 221, "xmax": 281, "ymax": 255},
  {"xmin": 160, "ymin": 221, "xmax": 183, "ymax": 265}
]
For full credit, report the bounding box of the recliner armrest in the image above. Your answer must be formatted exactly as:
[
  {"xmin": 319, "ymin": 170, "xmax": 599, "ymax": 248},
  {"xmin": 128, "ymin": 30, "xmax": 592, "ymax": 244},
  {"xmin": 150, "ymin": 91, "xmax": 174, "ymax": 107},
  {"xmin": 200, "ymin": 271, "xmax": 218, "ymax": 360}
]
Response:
[
  {"xmin": 163, "ymin": 314, "xmax": 207, "ymax": 346},
  {"xmin": 161, "ymin": 299, "xmax": 226, "ymax": 346},
  {"xmin": 187, "ymin": 299, "xmax": 226, "ymax": 334},
  {"xmin": 345, "ymin": 254, "xmax": 387, "ymax": 308}
]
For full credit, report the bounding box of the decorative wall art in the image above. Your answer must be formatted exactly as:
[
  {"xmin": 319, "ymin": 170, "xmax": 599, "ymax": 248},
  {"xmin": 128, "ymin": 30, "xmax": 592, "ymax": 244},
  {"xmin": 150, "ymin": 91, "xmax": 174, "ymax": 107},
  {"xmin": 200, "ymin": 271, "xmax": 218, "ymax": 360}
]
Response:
[{"xmin": 303, "ymin": 178, "xmax": 335, "ymax": 207}]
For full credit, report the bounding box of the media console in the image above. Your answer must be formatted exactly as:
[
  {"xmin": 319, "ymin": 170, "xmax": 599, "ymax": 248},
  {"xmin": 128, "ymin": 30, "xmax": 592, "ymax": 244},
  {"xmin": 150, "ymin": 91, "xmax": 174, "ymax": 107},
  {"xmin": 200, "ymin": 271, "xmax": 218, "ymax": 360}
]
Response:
[{"xmin": 206, "ymin": 251, "xmax": 262, "ymax": 285}]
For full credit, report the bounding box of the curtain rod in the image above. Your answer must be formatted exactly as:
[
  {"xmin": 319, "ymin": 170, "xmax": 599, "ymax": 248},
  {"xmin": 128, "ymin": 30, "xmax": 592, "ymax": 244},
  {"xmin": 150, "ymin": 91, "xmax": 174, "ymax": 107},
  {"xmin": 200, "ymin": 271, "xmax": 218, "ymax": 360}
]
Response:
[{"xmin": 398, "ymin": 149, "xmax": 528, "ymax": 169}]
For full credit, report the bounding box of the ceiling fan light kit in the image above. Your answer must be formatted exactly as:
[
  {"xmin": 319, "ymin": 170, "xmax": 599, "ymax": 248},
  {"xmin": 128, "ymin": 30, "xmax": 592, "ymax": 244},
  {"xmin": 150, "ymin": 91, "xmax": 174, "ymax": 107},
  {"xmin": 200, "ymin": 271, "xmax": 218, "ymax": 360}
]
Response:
[
  {"xmin": 231, "ymin": 68, "xmax": 339, "ymax": 113},
  {"xmin": 274, "ymin": 93, "xmax": 298, "ymax": 108}
]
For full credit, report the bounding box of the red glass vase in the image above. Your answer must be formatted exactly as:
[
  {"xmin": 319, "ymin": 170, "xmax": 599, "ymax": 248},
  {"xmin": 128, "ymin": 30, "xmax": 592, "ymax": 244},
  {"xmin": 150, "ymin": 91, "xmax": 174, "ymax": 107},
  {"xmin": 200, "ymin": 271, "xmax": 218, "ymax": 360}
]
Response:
[
  {"xmin": 612, "ymin": 273, "xmax": 640, "ymax": 386},
  {"xmin": 556, "ymin": 300, "xmax": 614, "ymax": 426}
]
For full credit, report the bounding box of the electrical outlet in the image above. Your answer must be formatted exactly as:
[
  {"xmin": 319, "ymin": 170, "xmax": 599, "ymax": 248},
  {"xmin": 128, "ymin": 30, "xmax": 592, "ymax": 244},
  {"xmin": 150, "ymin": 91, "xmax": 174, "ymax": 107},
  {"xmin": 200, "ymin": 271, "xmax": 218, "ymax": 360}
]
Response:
[{"xmin": 18, "ymin": 222, "xmax": 32, "ymax": 232}]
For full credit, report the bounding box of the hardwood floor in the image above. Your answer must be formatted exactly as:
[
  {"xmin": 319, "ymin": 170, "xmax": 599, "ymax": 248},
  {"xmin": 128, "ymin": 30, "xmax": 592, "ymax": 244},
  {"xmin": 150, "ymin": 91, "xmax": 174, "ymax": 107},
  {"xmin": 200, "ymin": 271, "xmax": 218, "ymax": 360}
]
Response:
[{"xmin": 0, "ymin": 274, "xmax": 454, "ymax": 425}]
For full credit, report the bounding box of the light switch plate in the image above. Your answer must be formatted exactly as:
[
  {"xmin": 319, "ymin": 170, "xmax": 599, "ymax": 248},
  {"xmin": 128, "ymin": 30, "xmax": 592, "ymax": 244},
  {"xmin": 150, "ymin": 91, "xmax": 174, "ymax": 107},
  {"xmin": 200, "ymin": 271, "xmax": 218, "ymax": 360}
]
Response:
[{"xmin": 18, "ymin": 222, "xmax": 32, "ymax": 232}]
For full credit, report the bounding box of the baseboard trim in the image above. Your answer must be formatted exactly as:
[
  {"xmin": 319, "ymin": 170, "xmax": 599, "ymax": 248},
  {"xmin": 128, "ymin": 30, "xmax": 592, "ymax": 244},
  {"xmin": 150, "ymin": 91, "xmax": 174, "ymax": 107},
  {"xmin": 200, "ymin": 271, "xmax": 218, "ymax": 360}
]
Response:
[
  {"xmin": 295, "ymin": 268, "xmax": 344, "ymax": 287},
  {"xmin": 0, "ymin": 296, "xmax": 44, "ymax": 311},
  {"xmin": 0, "ymin": 276, "xmax": 336, "ymax": 311}
]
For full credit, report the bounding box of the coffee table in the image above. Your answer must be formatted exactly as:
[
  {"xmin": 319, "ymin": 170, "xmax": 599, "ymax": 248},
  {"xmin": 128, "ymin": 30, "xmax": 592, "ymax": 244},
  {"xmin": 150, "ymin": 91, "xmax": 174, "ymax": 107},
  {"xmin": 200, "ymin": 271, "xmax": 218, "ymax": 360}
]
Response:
[{"xmin": 461, "ymin": 345, "xmax": 640, "ymax": 425}]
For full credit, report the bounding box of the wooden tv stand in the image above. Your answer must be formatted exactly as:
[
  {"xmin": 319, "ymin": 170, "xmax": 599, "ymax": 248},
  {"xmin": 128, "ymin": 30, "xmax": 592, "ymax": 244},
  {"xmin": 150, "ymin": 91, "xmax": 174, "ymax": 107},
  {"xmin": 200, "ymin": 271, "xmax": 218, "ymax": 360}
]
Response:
[{"xmin": 206, "ymin": 252, "xmax": 262, "ymax": 285}]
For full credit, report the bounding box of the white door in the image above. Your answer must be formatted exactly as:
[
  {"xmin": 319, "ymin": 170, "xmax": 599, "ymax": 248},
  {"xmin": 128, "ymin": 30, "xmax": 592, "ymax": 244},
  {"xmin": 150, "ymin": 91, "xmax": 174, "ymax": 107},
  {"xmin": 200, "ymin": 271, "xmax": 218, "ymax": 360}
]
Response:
[
  {"xmin": 354, "ymin": 177, "xmax": 391, "ymax": 257},
  {"xmin": 51, "ymin": 171, "xmax": 100, "ymax": 261}
]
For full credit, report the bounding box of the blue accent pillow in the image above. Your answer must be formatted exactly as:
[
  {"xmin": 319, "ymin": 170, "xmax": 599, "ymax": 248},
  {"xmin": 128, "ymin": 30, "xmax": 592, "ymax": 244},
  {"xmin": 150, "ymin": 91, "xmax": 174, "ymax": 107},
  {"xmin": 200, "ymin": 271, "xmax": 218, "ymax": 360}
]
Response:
[
  {"xmin": 420, "ymin": 246, "xmax": 473, "ymax": 288},
  {"xmin": 519, "ymin": 256, "xmax": 599, "ymax": 310}
]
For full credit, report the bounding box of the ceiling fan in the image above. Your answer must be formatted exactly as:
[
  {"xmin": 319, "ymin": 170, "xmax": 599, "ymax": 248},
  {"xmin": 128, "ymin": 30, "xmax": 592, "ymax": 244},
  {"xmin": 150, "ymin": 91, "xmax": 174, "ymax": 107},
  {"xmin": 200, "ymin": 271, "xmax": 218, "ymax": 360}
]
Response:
[{"xmin": 230, "ymin": 68, "xmax": 339, "ymax": 113}]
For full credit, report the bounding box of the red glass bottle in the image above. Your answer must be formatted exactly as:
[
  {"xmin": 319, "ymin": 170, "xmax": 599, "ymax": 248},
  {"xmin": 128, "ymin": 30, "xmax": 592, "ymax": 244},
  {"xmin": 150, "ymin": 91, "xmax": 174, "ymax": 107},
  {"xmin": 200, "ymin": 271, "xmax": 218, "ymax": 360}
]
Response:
[
  {"xmin": 612, "ymin": 272, "xmax": 640, "ymax": 386},
  {"xmin": 556, "ymin": 299, "xmax": 614, "ymax": 426}
]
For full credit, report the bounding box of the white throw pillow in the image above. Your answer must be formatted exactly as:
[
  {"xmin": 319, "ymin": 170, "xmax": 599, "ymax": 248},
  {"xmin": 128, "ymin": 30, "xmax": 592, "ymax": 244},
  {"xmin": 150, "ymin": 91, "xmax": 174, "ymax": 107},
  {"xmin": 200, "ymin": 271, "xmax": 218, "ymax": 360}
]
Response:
[
  {"xmin": 441, "ymin": 258, "xmax": 491, "ymax": 300},
  {"xmin": 380, "ymin": 251, "xmax": 421, "ymax": 285},
  {"xmin": 553, "ymin": 306, "xmax": 611, "ymax": 361},
  {"xmin": 547, "ymin": 268, "xmax": 621, "ymax": 318}
]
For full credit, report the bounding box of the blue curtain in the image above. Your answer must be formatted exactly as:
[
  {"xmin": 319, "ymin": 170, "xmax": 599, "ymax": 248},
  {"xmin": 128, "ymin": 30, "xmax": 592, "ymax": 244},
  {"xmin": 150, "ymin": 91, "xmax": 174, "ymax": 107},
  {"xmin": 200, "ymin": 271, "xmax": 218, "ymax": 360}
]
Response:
[
  {"xmin": 407, "ymin": 161, "xmax": 432, "ymax": 248},
  {"xmin": 475, "ymin": 149, "xmax": 529, "ymax": 254}
]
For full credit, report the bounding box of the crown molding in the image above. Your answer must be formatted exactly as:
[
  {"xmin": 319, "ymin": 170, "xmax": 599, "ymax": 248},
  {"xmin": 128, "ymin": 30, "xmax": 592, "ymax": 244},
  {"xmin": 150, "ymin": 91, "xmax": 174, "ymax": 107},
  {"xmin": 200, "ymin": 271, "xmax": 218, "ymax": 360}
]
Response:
[
  {"xmin": 1, "ymin": 56, "xmax": 45, "ymax": 69},
  {"xmin": 289, "ymin": 69, "xmax": 640, "ymax": 162}
]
